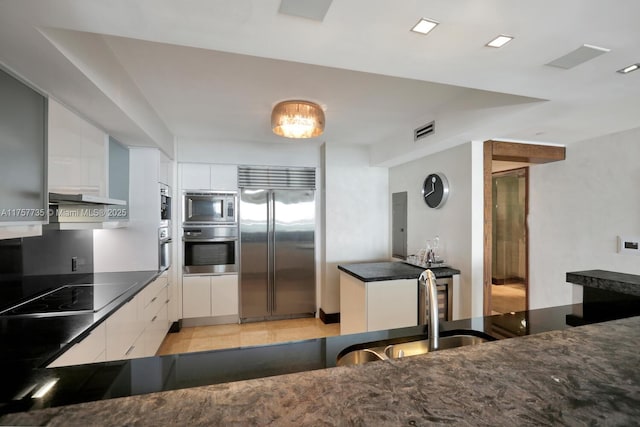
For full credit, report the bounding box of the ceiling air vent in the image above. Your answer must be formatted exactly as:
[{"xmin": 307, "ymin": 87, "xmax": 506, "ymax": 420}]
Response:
[{"xmin": 414, "ymin": 121, "xmax": 435, "ymax": 141}]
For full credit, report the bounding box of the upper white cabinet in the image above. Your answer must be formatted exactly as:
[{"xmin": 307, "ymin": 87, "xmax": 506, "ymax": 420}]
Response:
[
  {"xmin": 0, "ymin": 69, "xmax": 47, "ymax": 230},
  {"xmin": 159, "ymin": 152, "xmax": 173, "ymax": 187},
  {"xmin": 108, "ymin": 137, "xmax": 129, "ymax": 220},
  {"xmin": 181, "ymin": 163, "xmax": 209, "ymax": 190},
  {"xmin": 210, "ymin": 164, "xmax": 237, "ymax": 190},
  {"xmin": 48, "ymin": 99, "xmax": 107, "ymax": 196},
  {"xmin": 180, "ymin": 163, "xmax": 237, "ymax": 191}
]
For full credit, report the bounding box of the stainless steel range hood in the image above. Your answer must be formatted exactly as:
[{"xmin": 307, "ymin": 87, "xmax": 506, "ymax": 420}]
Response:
[
  {"xmin": 47, "ymin": 193, "xmax": 128, "ymax": 230},
  {"xmin": 49, "ymin": 193, "xmax": 126, "ymax": 206}
]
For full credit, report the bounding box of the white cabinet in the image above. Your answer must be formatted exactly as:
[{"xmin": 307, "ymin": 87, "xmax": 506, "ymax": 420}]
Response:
[
  {"xmin": 48, "ymin": 99, "xmax": 107, "ymax": 196},
  {"xmin": 140, "ymin": 275, "xmax": 170, "ymax": 355},
  {"xmin": 49, "ymin": 275, "xmax": 173, "ymax": 366},
  {"xmin": 180, "ymin": 163, "xmax": 237, "ymax": 191},
  {"xmin": 167, "ymin": 268, "xmax": 180, "ymax": 323},
  {"xmin": 105, "ymin": 297, "xmax": 143, "ymax": 361},
  {"xmin": 211, "ymin": 274, "xmax": 239, "ymax": 317},
  {"xmin": 0, "ymin": 69, "xmax": 47, "ymax": 233},
  {"xmin": 182, "ymin": 276, "xmax": 211, "ymax": 318},
  {"xmin": 47, "ymin": 323, "xmax": 106, "ymax": 368},
  {"xmin": 104, "ymin": 275, "xmax": 171, "ymax": 361},
  {"xmin": 159, "ymin": 152, "xmax": 173, "ymax": 187},
  {"xmin": 181, "ymin": 163, "xmax": 210, "ymax": 190},
  {"xmin": 340, "ymin": 272, "xmax": 417, "ymax": 335},
  {"xmin": 183, "ymin": 274, "xmax": 238, "ymax": 322},
  {"xmin": 107, "ymin": 137, "xmax": 129, "ymax": 221},
  {"xmin": 210, "ymin": 164, "xmax": 237, "ymax": 190}
]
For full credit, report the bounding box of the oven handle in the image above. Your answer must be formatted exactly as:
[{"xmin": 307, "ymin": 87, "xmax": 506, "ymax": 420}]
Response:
[{"xmin": 182, "ymin": 237, "xmax": 237, "ymax": 243}]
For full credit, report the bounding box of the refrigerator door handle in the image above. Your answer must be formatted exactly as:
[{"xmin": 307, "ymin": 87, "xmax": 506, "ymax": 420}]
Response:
[
  {"xmin": 266, "ymin": 192, "xmax": 272, "ymax": 313},
  {"xmin": 271, "ymin": 194, "xmax": 277, "ymax": 313}
]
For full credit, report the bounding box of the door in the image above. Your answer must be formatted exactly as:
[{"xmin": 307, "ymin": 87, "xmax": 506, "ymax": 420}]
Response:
[
  {"xmin": 392, "ymin": 192, "xmax": 408, "ymax": 259},
  {"xmin": 239, "ymin": 189, "xmax": 270, "ymax": 319},
  {"xmin": 272, "ymin": 190, "xmax": 316, "ymax": 316},
  {"xmin": 490, "ymin": 168, "xmax": 528, "ymax": 314}
]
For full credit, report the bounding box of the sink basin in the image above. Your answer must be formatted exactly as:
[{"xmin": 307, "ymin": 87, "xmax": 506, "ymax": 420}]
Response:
[
  {"xmin": 336, "ymin": 330, "xmax": 495, "ymax": 367},
  {"xmin": 384, "ymin": 334, "xmax": 489, "ymax": 359},
  {"xmin": 335, "ymin": 349, "xmax": 386, "ymax": 366}
]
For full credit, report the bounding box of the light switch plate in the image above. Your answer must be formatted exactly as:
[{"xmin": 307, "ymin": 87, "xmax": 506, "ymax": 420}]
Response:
[{"xmin": 617, "ymin": 236, "xmax": 640, "ymax": 255}]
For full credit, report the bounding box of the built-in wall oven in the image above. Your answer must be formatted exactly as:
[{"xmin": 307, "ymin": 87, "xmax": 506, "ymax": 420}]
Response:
[
  {"xmin": 159, "ymin": 226, "xmax": 172, "ymax": 272},
  {"xmin": 160, "ymin": 183, "xmax": 172, "ymax": 226},
  {"xmin": 183, "ymin": 225, "xmax": 238, "ymax": 275}
]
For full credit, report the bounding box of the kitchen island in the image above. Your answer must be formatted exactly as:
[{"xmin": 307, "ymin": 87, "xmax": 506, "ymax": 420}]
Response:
[
  {"xmin": 566, "ymin": 269, "xmax": 640, "ymax": 325},
  {"xmin": 338, "ymin": 261, "xmax": 460, "ymax": 334},
  {"xmin": 2, "ymin": 314, "xmax": 639, "ymax": 426}
]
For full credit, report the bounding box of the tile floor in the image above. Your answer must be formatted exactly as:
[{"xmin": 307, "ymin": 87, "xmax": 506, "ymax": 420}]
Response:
[
  {"xmin": 156, "ymin": 317, "xmax": 341, "ymax": 356},
  {"xmin": 491, "ymin": 283, "xmax": 527, "ymax": 314}
]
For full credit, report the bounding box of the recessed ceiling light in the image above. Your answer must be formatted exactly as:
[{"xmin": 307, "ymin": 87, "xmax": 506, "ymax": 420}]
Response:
[
  {"xmin": 486, "ymin": 35, "xmax": 514, "ymax": 48},
  {"xmin": 617, "ymin": 63, "xmax": 640, "ymax": 74},
  {"xmin": 411, "ymin": 18, "xmax": 439, "ymax": 35}
]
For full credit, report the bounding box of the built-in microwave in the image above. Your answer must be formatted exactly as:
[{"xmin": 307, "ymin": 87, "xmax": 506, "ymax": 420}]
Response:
[{"xmin": 183, "ymin": 191, "xmax": 237, "ymax": 225}]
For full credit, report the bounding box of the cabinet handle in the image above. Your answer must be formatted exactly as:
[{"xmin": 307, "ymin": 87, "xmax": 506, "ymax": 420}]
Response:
[
  {"xmin": 165, "ymin": 299, "xmax": 170, "ymax": 304},
  {"xmin": 150, "ymin": 297, "xmax": 157, "ymax": 303},
  {"xmin": 152, "ymin": 315, "xmax": 157, "ymax": 322},
  {"xmin": 125, "ymin": 345, "xmax": 135, "ymax": 356}
]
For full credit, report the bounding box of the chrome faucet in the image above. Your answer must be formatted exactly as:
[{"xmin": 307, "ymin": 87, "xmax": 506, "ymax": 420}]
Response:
[{"xmin": 419, "ymin": 269, "xmax": 439, "ymax": 351}]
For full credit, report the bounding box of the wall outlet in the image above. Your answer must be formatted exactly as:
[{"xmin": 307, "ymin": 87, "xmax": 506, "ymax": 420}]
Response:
[
  {"xmin": 617, "ymin": 236, "xmax": 640, "ymax": 255},
  {"xmin": 71, "ymin": 256, "xmax": 78, "ymax": 272}
]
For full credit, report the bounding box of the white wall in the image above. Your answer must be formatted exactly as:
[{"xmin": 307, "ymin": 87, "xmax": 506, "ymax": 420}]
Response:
[
  {"xmin": 528, "ymin": 126, "xmax": 640, "ymax": 308},
  {"xmin": 321, "ymin": 143, "xmax": 389, "ymax": 314},
  {"xmin": 389, "ymin": 142, "xmax": 483, "ymax": 319},
  {"xmin": 94, "ymin": 148, "xmax": 160, "ymax": 272}
]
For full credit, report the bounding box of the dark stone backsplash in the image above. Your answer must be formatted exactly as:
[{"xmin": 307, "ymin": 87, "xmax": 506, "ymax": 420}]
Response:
[{"xmin": 0, "ymin": 229, "xmax": 93, "ymax": 277}]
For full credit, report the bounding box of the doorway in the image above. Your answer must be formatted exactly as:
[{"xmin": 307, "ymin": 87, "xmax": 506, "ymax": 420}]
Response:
[
  {"xmin": 491, "ymin": 168, "xmax": 528, "ymax": 314},
  {"xmin": 483, "ymin": 140, "xmax": 565, "ymax": 316}
]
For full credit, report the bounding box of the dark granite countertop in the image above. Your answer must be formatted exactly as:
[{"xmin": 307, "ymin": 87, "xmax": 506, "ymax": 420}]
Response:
[
  {"xmin": 0, "ymin": 270, "xmax": 161, "ymax": 408},
  {"xmin": 567, "ymin": 269, "xmax": 640, "ymax": 297},
  {"xmin": 0, "ymin": 302, "xmax": 618, "ymax": 417},
  {"xmin": 338, "ymin": 261, "xmax": 460, "ymax": 282},
  {"xmin": 2, "ymin": 313, "xmax": 639, "ymax": 426}
]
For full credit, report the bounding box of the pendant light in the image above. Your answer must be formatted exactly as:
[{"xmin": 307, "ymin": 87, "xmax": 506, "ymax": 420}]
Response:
[{"xmin": 271, "ymin": 100, "xmax": 325, "ymax": 139}]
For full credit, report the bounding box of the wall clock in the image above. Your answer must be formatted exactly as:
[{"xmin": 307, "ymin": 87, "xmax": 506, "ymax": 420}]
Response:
[{"xmin": 422, "ymin": 173, "xmax": 449, "ymax": 209}]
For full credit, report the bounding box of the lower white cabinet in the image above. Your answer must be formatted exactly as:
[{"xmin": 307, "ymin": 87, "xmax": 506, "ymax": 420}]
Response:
[
  {"xmin": 183, "ymin": 274, "xmax": 238, "ymax": 320},
  {"xmin": 105, "ymin": 275, "xmax": 171, "ymax": 361},
  {"xmin": 141, "ymin": 279, "xmax": 170, "ymax": 355},
  {"xmin": 340, "ymin": 271, "xmax": 418, "ymax": 335},
  {"xmin": 47, "ymin": 323, "xmax": 107, "ymax": 368},
  {"xmin": 105, "ymin": 297, "xmax": 145, "ymax": 361},
  {"xmin": 211, "ymin": 274, "xmax": 238, "ymax": 317},
  {"xmin": 182, "ymin": 276, "xmax": 211, "ymax": 318},
  {"xmin": 49, "ymin": 275, "xmax": 172, "ymax": 367}
]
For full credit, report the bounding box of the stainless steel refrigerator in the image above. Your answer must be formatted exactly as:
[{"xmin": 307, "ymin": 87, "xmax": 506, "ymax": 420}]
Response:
[{"xmin": 239, "ymin": 186, "xmax": 316, "ymax": 322}]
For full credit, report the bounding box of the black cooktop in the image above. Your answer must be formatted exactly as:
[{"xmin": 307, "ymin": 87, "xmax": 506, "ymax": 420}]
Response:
[{"xmin": 0, "ymin": 282, "xmax": 136, "ymax": 317}]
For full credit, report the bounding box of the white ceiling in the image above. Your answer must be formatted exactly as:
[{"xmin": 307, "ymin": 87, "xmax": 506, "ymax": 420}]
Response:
[{"xmin": 1, "ymin": 0, "xmax": 639, "ymax": 165}]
